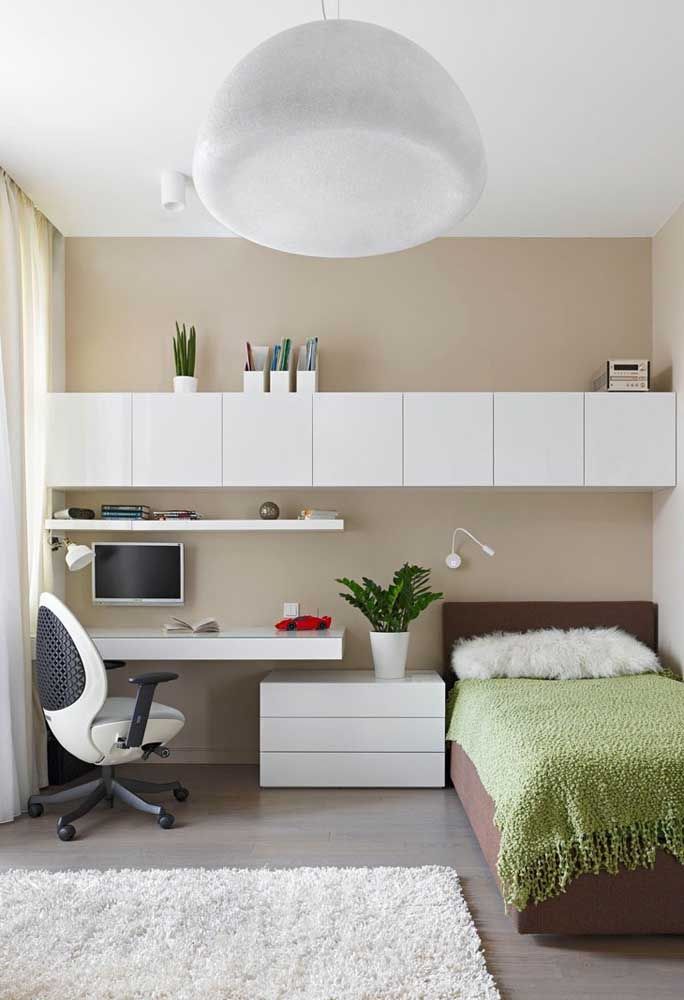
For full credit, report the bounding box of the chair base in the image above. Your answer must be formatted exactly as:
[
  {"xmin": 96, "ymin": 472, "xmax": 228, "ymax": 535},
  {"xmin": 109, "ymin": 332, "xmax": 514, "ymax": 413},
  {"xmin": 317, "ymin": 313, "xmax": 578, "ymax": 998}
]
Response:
[{"xmin": 27, "ymin": 765, "xmax": 189, "ymax": 841}]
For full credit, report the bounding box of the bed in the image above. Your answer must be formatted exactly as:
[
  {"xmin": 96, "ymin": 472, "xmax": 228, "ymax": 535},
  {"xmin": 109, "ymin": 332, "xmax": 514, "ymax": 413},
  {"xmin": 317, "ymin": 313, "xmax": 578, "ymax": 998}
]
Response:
[{"xmin": 442, "ymin": 601, "xmax": 684, "ymax": 935}]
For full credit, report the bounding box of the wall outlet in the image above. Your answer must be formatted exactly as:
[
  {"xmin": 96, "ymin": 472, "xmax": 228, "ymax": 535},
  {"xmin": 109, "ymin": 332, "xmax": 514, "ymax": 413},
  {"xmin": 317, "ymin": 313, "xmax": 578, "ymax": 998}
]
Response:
[{"xmin": 283, "ymin": 602, "xmax": 300, "ymax": 619}]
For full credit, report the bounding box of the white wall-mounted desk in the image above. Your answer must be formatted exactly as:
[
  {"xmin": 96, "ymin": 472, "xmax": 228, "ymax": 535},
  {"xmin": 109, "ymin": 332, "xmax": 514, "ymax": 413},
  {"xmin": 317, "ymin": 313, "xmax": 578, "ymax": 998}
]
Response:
[{"xmin": 31, "ymin": 627, "xmax": 345, "ymax": 661}]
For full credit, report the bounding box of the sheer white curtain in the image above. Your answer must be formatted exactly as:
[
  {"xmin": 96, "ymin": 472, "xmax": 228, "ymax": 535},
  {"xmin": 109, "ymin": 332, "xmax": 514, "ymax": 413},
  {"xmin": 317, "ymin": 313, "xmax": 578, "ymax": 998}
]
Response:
[{"xmin": 0, "ymin": 169, "xmax": 57, "ymax": 823}]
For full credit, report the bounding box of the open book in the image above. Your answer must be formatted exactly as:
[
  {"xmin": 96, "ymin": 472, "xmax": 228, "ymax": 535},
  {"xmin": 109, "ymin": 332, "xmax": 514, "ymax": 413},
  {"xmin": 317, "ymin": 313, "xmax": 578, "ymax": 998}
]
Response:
[{"xmin": 163, "ymin": 617, "xmax": 219, "ymax": 634}]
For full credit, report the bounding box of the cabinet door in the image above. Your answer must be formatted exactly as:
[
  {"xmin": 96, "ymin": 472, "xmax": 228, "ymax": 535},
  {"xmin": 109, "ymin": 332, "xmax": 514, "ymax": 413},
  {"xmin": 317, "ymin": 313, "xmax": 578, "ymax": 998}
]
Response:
[
  {"xmin": 223, "ymin": 394, "xmax": 312, "ymax": 486},
  {"xmin": 313, "ymin": 393, "xmax": 403, "ymax": 486},
  {"xmin": 46, "ymin": 393, "xmax": 132, "ymax": 487},
  {"xmin": 132, "ymin": 394, "xmax": 222, "ymax": 486},
  {"xmin": 585, "ymin": 393, "xmax": 676, "ymax": 487},
  {"xmin": 494, "ymin": 393, "xmax": 583, "ymax": 486},
  {"xmin": 403, "ymin": 393, "xmax": 493, "ymax": 486}
]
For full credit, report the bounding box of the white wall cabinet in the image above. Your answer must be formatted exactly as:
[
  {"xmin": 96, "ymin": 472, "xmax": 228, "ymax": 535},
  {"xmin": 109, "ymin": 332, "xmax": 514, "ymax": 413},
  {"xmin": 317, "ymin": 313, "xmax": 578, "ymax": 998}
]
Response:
[
  {"xmin": 403, "ymin": 393, "xmax": 493, "ymax": 486},
  {"xmin": 46, "ymin": 393, "xmax": 132, "ymax": 487},
  {"xmin": 132, "ymin": 394, "xmax": 222, "ymax": 487},
  {"xmin": 223, "ymin": 394, "xmax": 312, "ymax": 486},
  {"xmin": 585, "ymin": 392, "xmax": 676, "ymax": 487},
  {"xmin": 313, "ymin": 393, "xmax": 403, "ymax": 486},
  {"xmin": 494, "ymin": 393, "xmax": 584, "ymax": 486},
  {"xmin": 45, "ymin": 391, "xmax": 676, "ymax": 490}
]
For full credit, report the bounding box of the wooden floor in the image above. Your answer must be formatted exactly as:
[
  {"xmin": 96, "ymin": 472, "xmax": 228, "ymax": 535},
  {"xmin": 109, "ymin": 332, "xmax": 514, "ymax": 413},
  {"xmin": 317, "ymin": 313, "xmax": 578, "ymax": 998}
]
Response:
[{"xmin": 2, "ymin": 764, "xmax": 683, "ymax": 1000}]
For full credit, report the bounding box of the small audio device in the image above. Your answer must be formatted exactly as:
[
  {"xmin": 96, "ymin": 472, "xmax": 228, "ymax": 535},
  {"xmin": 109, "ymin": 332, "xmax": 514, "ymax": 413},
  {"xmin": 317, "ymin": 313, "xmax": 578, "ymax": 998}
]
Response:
[
  {"xmin": 52, "ymin": 507, "xmax": 95, "ymax": 520},
  {"xmin": 591, "ymin": 359, "xmax": 650, "ymax": 392}
]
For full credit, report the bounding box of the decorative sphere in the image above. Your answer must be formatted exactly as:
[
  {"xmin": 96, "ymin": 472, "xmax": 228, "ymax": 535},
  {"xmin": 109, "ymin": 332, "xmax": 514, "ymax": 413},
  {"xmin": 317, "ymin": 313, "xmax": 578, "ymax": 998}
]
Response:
[
  {"xmin": 259, "ymin": 501, "xmax": 280, "ymax": 520},
  {"xmin": 193, "ymin": 19, "xmax": 486, "ymax": 258}
]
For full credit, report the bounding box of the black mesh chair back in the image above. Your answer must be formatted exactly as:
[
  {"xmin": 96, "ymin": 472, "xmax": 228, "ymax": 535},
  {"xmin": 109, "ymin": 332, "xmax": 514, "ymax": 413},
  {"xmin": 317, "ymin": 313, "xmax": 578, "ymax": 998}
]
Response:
[{"xmin": 36, "ymin": 604, "xmax": 87, "ymax": 712}]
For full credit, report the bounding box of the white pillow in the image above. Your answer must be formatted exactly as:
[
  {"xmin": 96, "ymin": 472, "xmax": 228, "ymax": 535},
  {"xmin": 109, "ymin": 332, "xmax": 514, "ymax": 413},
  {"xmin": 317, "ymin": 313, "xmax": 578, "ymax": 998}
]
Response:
[{"xmin": 451, "ymin": 626, "xmax": 660, "ymax": 681}]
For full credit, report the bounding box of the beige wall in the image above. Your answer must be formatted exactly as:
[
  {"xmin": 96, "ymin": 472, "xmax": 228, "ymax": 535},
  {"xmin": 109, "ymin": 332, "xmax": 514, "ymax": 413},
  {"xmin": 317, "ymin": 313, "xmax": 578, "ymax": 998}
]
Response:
[
  {"xmin": 65, "ymin": 236, "xmax": 654, "ymax": 762},
  {"xmin": 653, "ymin": 202, "xmax": 684, "ymax": 673}
]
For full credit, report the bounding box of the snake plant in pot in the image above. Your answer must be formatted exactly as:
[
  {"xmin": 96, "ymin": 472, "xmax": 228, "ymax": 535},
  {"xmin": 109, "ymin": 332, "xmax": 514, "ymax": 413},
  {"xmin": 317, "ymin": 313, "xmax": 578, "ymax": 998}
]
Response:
[
  {"xmin": 172, "ymin": 322, "xmax": 197, "ymax": 392},
  {"xmin": 337, "ymin": 564, "xmax": 443, "ymax": 679}
]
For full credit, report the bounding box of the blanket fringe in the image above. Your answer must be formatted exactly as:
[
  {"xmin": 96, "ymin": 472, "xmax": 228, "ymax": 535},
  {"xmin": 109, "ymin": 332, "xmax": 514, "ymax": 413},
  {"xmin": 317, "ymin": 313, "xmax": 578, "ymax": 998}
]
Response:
[{"xmin": 499, "ymin": 814, "xmax": 684, "ymax": 912}]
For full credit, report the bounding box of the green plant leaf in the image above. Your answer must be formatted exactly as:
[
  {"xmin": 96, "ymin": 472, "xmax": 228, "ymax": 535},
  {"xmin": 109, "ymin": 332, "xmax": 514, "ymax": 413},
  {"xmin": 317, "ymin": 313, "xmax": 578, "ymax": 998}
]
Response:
[
  {"xmin": 188, "ymin": 326, "xmax": 196, "ymax": 377},
  {"xmin": 336, "ymin": 565, "xmax": 442, "ymax": 632}
]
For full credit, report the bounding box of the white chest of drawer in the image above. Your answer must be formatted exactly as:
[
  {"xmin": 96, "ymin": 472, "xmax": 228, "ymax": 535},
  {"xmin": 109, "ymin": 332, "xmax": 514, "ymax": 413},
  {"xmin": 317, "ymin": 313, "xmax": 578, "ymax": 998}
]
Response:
[{"xmin": 260, "ymin": 669, "xmax": 445, "ymax": 788}]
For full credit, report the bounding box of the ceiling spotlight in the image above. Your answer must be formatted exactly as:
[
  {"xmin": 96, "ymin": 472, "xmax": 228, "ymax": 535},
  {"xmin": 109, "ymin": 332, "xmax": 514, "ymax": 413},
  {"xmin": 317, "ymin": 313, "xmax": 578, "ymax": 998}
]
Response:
[
  {"xmin": 446, "ymin": 528, "xmax": 495, "ymax": 570},
  {"xmin": 161, "ymin": 170, "xmax": 187, "ymax": 213},
  {"xmin": 193, "ymin": 14, "xmax": 486, "ymax": 257}
]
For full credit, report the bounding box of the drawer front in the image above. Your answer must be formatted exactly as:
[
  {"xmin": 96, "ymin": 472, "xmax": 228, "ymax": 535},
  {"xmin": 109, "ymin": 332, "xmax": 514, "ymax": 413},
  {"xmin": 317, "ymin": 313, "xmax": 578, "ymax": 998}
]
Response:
[
  {"xmin": 260, "ymin": 717, "xmax": 444, "ymax": 752},
  {"xmin": 261, "ymin": 680, "xmax": 445, "ymax": 718},
  {"xmin": 260, "ymin": 752, "xmax": 445, "ymax": 787}
]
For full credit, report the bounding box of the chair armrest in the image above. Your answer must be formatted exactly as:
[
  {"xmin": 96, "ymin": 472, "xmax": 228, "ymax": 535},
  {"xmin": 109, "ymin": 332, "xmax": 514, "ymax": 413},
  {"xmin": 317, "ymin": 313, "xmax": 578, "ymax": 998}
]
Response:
[
  {"xmin": 129, "ymin": 671, "xmax": 178, "ymax": 685},
  {"xmin": 104, "ymin": 660, "xmax": 126, "ymax": 671},
  {"xmin": 125, "ymin": 672, "xmax": 179, "ymax": 748}
]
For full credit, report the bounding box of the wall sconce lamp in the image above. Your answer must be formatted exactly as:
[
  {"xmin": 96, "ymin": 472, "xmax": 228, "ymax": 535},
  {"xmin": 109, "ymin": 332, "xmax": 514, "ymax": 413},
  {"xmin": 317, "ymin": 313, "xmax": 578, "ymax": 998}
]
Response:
[
  {"xmin": 50, "ymin": 537, "xmax": 95, "ymax": 572},
  {"xmin": 446, "ymin": 528, "xmax": 495, "ymax": 570}
]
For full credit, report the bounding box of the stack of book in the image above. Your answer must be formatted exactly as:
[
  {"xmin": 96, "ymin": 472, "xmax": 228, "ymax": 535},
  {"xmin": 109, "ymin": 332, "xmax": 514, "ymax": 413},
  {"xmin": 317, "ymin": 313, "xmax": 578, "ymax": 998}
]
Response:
[
  {"xmin": 299, "ymin": 508, "xmax": 339, "ymax": 520},
  {"xmin": 270, "ymin": 337, "xmax": 292, "ymax": 372},
  {"xmin": 101, "ymin": 504, "xmax": 152, "ymax": 520},
  {"xmin": 153, "ymin": 509, "xmax": 201, "ymax": 520}
]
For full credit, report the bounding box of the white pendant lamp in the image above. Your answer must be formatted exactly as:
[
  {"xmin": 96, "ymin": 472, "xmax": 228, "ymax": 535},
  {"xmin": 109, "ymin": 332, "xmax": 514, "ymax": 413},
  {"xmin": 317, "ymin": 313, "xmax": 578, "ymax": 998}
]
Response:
[{"xmin": 193, "ymin": 15, "xmax": 486, "ymax": 258}]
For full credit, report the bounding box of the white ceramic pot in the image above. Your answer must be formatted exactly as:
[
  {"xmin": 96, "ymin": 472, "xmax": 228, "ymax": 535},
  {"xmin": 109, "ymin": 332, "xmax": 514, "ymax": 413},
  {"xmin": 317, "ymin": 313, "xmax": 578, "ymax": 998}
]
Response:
[
  {"xmin": 173, "ymin": 376, "xmax": 198, "ymax": 393},
  {"xmin": 369, "ymin": 631, "xmax": 409, "ymax": 680}
]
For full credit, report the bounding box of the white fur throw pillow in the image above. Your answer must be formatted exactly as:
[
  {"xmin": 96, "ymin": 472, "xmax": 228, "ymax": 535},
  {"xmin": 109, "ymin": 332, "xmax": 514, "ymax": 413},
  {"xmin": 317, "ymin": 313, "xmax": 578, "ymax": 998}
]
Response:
[{"xmin": 451, "ymin": 627, "xmax": 660, "ymax": 681}]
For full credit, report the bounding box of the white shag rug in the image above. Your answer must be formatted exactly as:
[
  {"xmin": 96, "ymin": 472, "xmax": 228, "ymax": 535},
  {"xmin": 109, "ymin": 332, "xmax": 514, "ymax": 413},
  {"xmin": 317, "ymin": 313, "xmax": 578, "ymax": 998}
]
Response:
[{"xmin": 0, "ymin": 866, "xmax": 499, "ymax": 1000}]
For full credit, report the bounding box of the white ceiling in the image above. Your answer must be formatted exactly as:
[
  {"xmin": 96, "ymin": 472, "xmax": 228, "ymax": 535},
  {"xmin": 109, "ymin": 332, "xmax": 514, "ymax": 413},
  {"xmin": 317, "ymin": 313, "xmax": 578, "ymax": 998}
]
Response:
[{"xmin": 3, "ymin": 1, "xmax": 684, "ymax": 238}]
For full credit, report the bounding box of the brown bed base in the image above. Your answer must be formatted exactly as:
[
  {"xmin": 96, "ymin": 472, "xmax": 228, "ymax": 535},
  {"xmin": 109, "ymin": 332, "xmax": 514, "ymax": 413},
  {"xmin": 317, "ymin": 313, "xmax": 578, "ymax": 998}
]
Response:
[{"xmin": 443, "ymin": 601, "xmax": 684, "ymax": 935}]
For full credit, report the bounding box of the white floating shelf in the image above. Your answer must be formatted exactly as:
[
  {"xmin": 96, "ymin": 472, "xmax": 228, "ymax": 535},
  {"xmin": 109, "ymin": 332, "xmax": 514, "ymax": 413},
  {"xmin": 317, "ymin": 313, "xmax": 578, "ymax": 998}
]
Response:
[{"xmin": 45, "ymin": 518, "xmax": 344, "ymax": 533}]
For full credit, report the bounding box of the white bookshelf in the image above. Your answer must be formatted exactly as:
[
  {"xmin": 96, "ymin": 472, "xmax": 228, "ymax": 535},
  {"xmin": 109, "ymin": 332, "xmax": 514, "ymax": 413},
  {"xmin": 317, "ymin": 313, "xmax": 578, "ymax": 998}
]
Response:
[{"xmin": 45, "ymin": 518, "xmax": 344, "ymax": 533}]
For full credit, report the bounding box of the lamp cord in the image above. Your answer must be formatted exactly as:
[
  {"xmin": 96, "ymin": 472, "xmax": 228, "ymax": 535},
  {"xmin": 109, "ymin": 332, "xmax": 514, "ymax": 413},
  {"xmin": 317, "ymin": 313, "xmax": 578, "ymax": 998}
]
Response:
[{"xmin": 321, "ymin": 0, "xmax": 341, "ymax": 19}]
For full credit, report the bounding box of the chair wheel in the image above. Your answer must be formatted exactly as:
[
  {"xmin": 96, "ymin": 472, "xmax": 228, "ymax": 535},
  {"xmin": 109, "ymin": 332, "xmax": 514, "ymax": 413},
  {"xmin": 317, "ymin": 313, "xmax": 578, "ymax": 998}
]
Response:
[
  {"xmin": 173, "ymin": 787, "xmax": 189, "ymax": 802},
  {"xmin": 158, "ymin": 811, "xmax": 175, "ymax": 829},
  {"xmin": 28, "ymin": 802, "xmax": 44, "ymax": 818},
  {"xmin": 58, "ymin": 824, "xmax": 76, "ymax": 842}
]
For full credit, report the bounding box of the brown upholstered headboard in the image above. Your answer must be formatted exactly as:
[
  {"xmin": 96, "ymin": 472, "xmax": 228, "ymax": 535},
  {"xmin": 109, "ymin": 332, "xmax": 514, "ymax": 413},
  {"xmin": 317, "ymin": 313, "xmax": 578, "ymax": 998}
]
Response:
[{"xmin": 441, "ymin": 601, "xmax": 658, "ymax": 681}]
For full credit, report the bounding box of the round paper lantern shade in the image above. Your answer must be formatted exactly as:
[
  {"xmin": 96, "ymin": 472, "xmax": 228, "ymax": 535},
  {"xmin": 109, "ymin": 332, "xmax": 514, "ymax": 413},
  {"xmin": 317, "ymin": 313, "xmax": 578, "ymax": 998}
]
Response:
[{"xmin": 193, "ymin": 19, "xmax": 486, "ymax": 258}]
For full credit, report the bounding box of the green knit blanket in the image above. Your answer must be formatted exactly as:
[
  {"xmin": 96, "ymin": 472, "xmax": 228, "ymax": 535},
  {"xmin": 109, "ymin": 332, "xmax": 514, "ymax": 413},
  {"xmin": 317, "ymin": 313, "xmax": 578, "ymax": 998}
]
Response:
[{"xmin": 446, "ymin": 673, "xmax": 684, "ymax": 911}]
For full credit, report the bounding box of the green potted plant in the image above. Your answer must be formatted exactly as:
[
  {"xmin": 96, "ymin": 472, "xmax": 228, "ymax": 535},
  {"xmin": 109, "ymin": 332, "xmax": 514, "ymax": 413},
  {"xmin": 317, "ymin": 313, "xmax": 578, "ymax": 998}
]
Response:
[
  {"xmin": 337, "ymin": 564, "xmax": 443, "ymax": 679},
  {"xmin": 173, "ymin": 322, "xmax": 197, "ymax": 393}
]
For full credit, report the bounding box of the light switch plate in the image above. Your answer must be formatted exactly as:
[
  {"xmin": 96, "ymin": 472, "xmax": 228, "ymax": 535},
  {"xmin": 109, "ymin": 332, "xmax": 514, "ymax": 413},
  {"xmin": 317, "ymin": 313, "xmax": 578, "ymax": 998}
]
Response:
[{"xmin": 283, "ymin": 602, "xmax": 300, "ymax": 619}]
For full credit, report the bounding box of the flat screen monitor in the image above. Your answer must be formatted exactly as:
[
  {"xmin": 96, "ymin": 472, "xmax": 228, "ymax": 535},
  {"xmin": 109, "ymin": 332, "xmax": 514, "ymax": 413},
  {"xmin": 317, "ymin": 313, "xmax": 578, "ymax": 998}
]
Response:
[{"xmin": 92, "ymin": 542, "xmax": 184, "ymax": 605}]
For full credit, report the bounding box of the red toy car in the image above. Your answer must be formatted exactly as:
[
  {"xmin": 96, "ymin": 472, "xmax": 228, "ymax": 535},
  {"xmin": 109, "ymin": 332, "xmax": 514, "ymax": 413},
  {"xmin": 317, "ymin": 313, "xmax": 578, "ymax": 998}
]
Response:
[{"xmin": 275, "ymin": 615, "xmax": 332, "ymax": 631}]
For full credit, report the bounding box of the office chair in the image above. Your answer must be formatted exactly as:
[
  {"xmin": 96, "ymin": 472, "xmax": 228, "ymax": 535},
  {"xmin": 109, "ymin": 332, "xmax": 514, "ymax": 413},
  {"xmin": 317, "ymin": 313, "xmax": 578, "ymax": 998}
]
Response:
[{"xmin": 28, "ymin": 592, "xmax": 189, "ymax": 841}]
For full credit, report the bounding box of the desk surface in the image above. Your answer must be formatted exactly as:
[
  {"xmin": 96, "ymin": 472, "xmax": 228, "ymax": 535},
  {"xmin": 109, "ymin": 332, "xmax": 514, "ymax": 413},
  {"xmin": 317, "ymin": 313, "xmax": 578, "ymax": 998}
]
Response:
[{"xmin": 85, "ymin": 627, "xmax": 345, "ymax": 661}]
